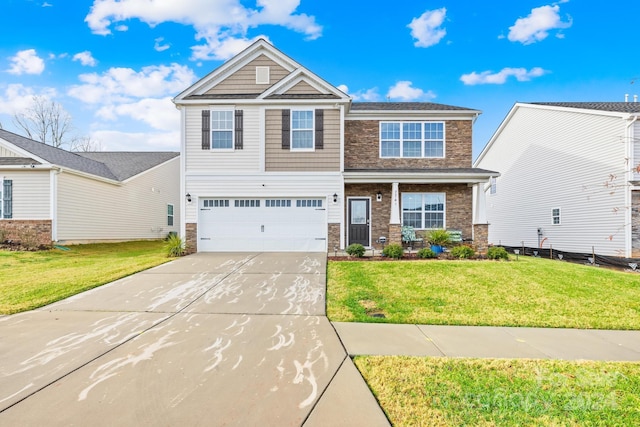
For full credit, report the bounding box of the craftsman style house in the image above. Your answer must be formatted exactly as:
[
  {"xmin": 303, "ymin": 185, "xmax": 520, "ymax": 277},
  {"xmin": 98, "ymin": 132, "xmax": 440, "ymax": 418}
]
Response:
[{"xmin": 174, "ymin": 39, "xmax": 497, "ymax": 253}]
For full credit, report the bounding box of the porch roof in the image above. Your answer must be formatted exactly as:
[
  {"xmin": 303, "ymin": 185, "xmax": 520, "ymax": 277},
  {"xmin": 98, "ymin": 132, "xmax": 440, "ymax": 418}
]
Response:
[{"xmin": 343, "ymin": 168, "xmax": 499, "ymax": 184}]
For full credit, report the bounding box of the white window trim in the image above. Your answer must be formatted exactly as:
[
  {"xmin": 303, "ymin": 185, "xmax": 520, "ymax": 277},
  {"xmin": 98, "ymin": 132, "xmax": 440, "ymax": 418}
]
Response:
[
  {"xmin": 291, "ymin": 109, "xmax": 315, "ymax": 152},
  {"xmin": 489, "ymin": 177, "xmax": 497, "ymax": 195},
  {"xmin": 379, "ymin": 121, "xmax": 445, "ymax": 159},
  {"xmin": 167, "ymin": 204, "xmax": 174, "ymax": 226},
  {"xmin": 401, "ymin": 192, "xmax": 446, "ymax": 230},
  {"xmin": 0, "ymin": 178, "xmax": 3, "ymax": 219},
  {"xmin": 552, "ymin": 207, "xmax": 561, "ymax": 226},
  {"xmin": 210, "ymin": 108, "xmax": 235, "ymax": 151}
]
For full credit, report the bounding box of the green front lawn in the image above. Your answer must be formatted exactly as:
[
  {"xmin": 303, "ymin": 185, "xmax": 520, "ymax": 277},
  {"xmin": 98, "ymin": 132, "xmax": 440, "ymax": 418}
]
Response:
[
  {"xmin": 0, "ymin": 240, "xmax": 170, "ymax": 314},
  {"xmin": 355, "ymin": 356, "xmax": 640, "ymax": 426},
  {"xmin": 327, "ymin": 257, "xmax": 640, "ymax": 329}
]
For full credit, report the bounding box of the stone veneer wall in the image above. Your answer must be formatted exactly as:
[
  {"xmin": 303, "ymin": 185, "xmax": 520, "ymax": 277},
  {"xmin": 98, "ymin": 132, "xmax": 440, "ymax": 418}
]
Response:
[
  {"xmin": 0, "ymin": 220, "xmax": 52, "ymax": 247},
  {"xmin": 185, "ymin": 223, "xmax": 197, "ymax": 254},
  {"xmin": 344, "ymin": 183, "xmax": 472, "ymax": 250},
  {"xmin": 327, "ymin": 223, "xmax": 341, "ymax": 253},
  {"xmin": 473, "ymin": 223, "xmax": 489, "ymax": 254},
  {"xmin": 344, "ymin": 120, "xmax": 473, "ymax": 169}
]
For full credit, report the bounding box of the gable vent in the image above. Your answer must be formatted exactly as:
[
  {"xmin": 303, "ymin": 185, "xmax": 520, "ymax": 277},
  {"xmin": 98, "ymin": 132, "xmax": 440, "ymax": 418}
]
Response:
[{"xmin": 256, "ymin": 66, "xmax": 270, "ymax": 84}]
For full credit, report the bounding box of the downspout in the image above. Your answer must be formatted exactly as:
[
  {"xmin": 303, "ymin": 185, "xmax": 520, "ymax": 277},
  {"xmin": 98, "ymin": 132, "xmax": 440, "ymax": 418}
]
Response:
[
  {"xmin": 178, "ymin": 105, "xmax": 187, "ymax": 242},
  {"xmin": 50, "ymin": 167, "xmax": 61, "ymax": 242},
  {"xmin": 625, "ymin": 114, "xmax": 638, "ymax": 257}
]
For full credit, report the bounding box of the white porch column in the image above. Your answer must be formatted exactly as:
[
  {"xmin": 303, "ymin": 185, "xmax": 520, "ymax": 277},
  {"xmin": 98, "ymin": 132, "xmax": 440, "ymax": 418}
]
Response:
[
  {"xmin": 390, "ymin": 182, "xmax": 401, "ymax": 224},
  {"xmin": 472, "ymin": 183, "xmax": 488, "ymax": 224}
]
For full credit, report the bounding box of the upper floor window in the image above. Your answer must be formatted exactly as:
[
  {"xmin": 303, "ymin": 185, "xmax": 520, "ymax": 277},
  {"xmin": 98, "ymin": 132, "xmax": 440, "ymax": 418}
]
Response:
[
  {"xmin": 489, "ymin": 177, "xmax": 497, "ymax": 195},
  {"xmin": 291, "ymin": 110, "xmax": 314, "ymax": 150},
  {"xmin": 380, "ymin": 121, "xmax": 444, "ymax": 158},
  {"xmin": 211, "ymin": 110, "xmax": 234, "ymax": 149}
]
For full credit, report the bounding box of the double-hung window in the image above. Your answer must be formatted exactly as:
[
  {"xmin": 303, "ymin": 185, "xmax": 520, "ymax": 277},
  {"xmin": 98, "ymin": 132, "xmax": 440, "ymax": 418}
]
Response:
[
  {"xmin": 552, "ymin": 208, "xmax": 561, "ymax": 225},
  {"xmin": 380, "ymin": 121, "xmax": 444, "ymax": 158},
  {"xmin": 211, "ymin": 110, "xmax": 234, "ymax": 149},
  {"xmin": 402, "ymin": 193, "xmax": 445, "ymax": 229},
  {"xmin": 291, "ymin": 110, "xmax": 314, "ymax": 150},
  {"xmin": 167, "ymin": 204, "xmax": 174, "ymax": 226}
]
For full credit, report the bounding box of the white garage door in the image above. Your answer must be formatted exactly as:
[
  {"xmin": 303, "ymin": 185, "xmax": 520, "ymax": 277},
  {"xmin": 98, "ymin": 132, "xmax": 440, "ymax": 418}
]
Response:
[{"xmin": 198, "ymin": 198, "xmax": 327, "ymax": 252}]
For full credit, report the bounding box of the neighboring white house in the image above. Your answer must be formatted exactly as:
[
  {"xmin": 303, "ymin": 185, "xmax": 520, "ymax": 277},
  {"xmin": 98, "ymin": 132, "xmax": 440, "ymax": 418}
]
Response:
[
  {"xmin": 173, "ymin": 39, "xmax": 496, "ymax": 253},
  {"xmin": 474, "ymin": 102, "xmax": 640, "ymax": 257},
  {"xmin": 0, "ymin": 129, "xmax": 180, "ymax": 245}
]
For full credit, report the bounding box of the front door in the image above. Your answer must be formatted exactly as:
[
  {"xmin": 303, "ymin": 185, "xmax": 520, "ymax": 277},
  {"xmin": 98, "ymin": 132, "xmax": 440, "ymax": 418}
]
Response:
[{"xmin": 348, "ymin": 198, "xmax": 370, "ymax": 246}]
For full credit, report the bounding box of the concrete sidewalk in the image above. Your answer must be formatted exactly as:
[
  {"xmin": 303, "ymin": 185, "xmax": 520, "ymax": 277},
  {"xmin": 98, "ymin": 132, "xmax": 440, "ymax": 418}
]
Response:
[{"xmin": 333, "ymin": 322, "xmax": 640, "ymax": 361}]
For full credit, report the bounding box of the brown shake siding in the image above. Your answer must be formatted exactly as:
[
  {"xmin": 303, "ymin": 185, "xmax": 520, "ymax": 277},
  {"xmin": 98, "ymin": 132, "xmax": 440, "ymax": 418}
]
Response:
[
  {"xmin": 265, "ymin": 109, "xmax": 341, "ymax": 171},
  {"xmin": 344, "ymin": 119, "xmax": 473, "ymax": 169}
]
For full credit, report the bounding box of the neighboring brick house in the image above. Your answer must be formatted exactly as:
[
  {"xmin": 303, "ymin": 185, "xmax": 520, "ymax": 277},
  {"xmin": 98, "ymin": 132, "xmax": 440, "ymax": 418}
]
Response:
[{"xmin": 174, "ymin": 39, "xmax": 497, "ymax": 253}]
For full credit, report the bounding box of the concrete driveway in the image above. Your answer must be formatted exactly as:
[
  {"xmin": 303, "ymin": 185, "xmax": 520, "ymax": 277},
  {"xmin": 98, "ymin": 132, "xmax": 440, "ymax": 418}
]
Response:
[{"xmin": 0, "ymin": 252, "xmax": 388, "ymax": 426}]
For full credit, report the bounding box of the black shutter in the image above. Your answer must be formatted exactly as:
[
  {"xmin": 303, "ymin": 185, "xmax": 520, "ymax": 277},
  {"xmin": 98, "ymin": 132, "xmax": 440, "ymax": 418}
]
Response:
[
  {"xmin": 235, "ymin": 110, "xmax": 243, "ymax": 150},
  {"xmin": 282, "ymin": 109, "xmax": 290, "ymax": 149},
  {"xmin": 201, "ymin": 110, "xmax": 210, "ymax": 150},
  {"xmin": 3, "ymin": 180, "xmax": 12, "ymax": 219},
  {"xmin": 315, "ymin": 109, "xmax": 324, "ymax": 149}
]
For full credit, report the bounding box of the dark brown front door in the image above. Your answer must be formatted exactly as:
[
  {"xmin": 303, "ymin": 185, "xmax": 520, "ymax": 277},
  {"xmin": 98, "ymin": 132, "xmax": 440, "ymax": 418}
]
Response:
[{"xmin": 348, "ymin": 198, "xmax": 370, "ymax": 246}]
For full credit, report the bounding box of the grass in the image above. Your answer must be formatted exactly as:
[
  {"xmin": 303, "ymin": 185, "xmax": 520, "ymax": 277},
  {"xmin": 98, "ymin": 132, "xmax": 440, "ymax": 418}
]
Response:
[
  {"xmin": 354, "ymin": 356, "xmax": 640, "ymax": 426},
  {"xmin": 0, "ymin": 240, "xmax": 171, "ymax": 314},
  {"xmin": 327, "ymin": 256, "xmax": 640, "ymax": 329}
]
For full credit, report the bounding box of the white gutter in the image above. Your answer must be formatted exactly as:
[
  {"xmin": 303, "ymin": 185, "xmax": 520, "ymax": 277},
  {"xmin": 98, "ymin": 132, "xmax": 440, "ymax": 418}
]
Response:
[{"xmin": 343, "ymin": 171, "xmax": 500, "ymax": 184}]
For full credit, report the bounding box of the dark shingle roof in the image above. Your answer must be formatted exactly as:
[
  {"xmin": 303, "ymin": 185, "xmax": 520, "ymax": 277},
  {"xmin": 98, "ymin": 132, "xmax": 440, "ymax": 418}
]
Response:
[
  {"xmin": 0, "ymin": 157, "xmax": 40, "ymax": 166},
  {"xmin": 0, "ymin": 129, "xmax": 178, "ymax": 181},
  {"xmin": 77, "ymin": 152, "xmax": 179, "ymax": 181},
  {"xmin": 350, "ymin": 102, "xmax": 477, "ymax": 111},
  {"xmin": 530, "ymin": 102, "xmax": 640, "ymax": 113}
]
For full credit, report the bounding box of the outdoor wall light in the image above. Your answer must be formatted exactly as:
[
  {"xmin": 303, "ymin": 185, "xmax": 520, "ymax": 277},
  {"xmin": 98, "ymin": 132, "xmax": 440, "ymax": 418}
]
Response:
[
  {"xmin": 333, "ymin": 193, "xmax": 338, "ymax": 203},
  {"xmin": 376, "ymin": 191, "xmax": 382, "ymax": 202},
  {"xmin": 186, "ymin": 193, "xmax": 192, "ymax": 203}
]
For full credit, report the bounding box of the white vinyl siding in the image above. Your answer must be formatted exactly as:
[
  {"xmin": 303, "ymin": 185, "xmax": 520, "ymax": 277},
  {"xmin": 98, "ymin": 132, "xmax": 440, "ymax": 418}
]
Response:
[
  {"xmin": 185, "ymin": 106, "xmax": 260, "ymax": 172},
  {"xmin": 0, "ymin": 146, "xmax": 22, "ymax": 157},
  {"xmin": 0, "ymin": 171, "xmax": 50, "ymax": 219},
  {"xmin": 184, "ymin": 173, "xmax": 342, "ymax": 225},
  {"xmin": 476, "ymin": 106, "xmax": 628, "ymax": 256},
  {"xmin": 56, "ymin": 158, "xmax": 179, "ymax": 242},
  {"xmin": 633, "ymin": 121, "xmax": 640, "ymax": 181}
]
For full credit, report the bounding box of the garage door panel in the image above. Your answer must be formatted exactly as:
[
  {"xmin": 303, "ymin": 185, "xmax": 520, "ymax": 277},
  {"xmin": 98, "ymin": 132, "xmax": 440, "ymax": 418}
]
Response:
[{"xmin": 198, "ymin": 198, "xmax": 327, "ymax": 252}]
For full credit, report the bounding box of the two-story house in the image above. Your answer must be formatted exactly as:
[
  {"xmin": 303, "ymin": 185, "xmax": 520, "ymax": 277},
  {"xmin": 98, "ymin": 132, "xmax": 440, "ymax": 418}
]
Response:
[
  {"xmin": 173, "ymin": 39, "xmax": 497, "ymax": 253},
  {"xmin": 475, "ymin": 102, "xmax": 640, "ymax": 258}
]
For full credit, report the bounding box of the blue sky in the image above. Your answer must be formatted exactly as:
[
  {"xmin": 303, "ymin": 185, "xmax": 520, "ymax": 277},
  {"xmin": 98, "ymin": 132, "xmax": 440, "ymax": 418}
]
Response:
[{"xmin": 1, "ymin": 0, "xmax": 638, "ymax": 158}]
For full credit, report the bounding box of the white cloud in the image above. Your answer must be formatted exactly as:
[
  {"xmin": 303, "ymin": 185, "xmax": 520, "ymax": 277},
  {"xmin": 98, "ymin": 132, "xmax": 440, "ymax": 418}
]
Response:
[
  {"xmin": 96, "ymin": 97, "xmax": 178, "ymax": 132},
  {"xmin": 73, "ymin": 51, "xmax": 98, "ymax": 67},
  {"xmin": 154, "ymin": 37, "xmax": 170, "ymax": 52},
  {"xmin": 68, "ymin": 63, "xmax": 197, "ymax": 104},
  {"xmin": 460, "ymin": 67, "xmax": 547, "ymax": 85},
  {"xmin": 507, "ymin": 4, "xmax": 572, "ymax": 44},
  {"xmin": 85, "ymin": 0, "xmax": 322, "ymax": 60},
  {"xmin": 0, "ymin": 84, "xmax": 56, "ymax": 115},
  {"xmin": 338, "ymin": 85, "xmax": 382, "ymax": 102},
  {"xmin": 7, "ymin": 49, "xmax": 45, "ymax": 75},
  {"xmin": 387, "ymin": 81, "xmax": 436, "ymax": 101},
  {"xmin": 91, "ymin": 129, "xmax": 180, "ymax": 151},
  {"xmin": 408, "ymin": 8, "xmax": 447, "ymax": 48}
]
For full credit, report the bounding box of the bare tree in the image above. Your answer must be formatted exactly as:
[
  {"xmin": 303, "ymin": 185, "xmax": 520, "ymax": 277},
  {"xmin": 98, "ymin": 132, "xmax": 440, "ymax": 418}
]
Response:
[
  {"xmin": 69, "ymin": 135, "xmax": 103, "ymax": 152},
  {"xmin": 13, "ymin": 96, "xmax": 73, "ymax": 148}
]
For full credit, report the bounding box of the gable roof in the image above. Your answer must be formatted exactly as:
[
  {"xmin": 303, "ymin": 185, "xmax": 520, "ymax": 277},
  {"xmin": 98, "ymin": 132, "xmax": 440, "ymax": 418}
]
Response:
[
  {"xmin": 0, "ymin": 129, "xmax": 178, "ymax": 182},
  {"xmin": 173, "ymin": 38, "xmax": 349, "ymax": 104}
]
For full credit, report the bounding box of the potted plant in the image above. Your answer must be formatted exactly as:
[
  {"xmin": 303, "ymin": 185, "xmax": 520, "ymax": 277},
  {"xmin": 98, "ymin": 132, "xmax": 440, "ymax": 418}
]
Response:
[{"xmin": 427, "ymin": 229, "xmax": 451, "ymax": 254}]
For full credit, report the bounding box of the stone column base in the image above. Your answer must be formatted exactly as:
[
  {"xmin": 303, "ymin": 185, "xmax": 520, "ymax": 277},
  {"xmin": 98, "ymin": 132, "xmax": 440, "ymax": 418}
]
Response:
[
  {"xmin": 185, "ymin": 223, "xmax": 197, "ymax": 254},
  {"xmin": 388, "ymin": 224, "xmax": 402, "ymax": 246},
  {"xmin": 473, "ymin": 223, "xmax": 489, "ymax": 254}
]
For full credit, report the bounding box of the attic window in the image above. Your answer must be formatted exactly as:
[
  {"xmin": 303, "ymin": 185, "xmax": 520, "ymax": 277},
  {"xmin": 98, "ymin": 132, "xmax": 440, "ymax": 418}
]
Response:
[{"xmin": 256, "ymin": 66, "xmax": 270, "ymax": 84}]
